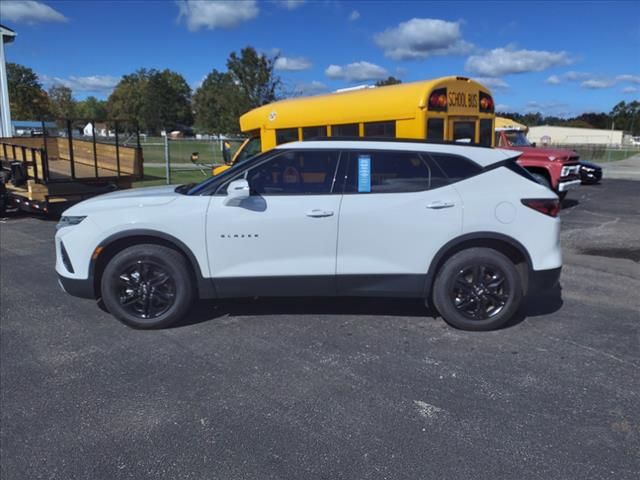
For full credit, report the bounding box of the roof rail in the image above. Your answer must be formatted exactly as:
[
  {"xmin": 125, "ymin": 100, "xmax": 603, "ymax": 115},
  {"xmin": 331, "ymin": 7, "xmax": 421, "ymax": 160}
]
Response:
[{"xmin": 301, "ymin": 136, "xmax": 488, "ymax": 148}]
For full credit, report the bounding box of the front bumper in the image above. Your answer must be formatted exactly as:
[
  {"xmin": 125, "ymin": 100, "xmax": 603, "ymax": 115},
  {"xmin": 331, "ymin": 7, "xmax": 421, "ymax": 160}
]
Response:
[
  {"xmin": 557, "ymin": 179, "xmax": 581, "ymax": 192},
  {"xmin": 58, "ymin": 274, "xmax": 95, "ymax": 299}
]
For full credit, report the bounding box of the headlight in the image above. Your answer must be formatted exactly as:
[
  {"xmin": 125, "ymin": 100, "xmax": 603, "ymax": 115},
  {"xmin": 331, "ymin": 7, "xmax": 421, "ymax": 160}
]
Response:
[{"xmin": 56, "ymin": 216, "xmax": 87, "ymax": 230}]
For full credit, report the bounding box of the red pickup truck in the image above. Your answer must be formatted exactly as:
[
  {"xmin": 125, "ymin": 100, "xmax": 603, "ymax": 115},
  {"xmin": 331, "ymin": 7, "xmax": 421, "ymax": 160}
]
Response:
[{"xmin": 495, "ymin": 119, "xmax": 581, "ymax": 199}]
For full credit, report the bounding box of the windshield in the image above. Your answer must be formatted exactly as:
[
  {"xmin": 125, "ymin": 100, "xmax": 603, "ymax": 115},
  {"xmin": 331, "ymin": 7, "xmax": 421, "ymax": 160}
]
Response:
[
  {"xmin": 504, "ymin": 131, "xmax": 532, "ymax": 147},
  {"xmin": 234, "ymin": 136, "xmax": 261, "ymax": 164},
  {"xmin": 185, "ymin": 147, "xmax": 271, "ymax": 196}
]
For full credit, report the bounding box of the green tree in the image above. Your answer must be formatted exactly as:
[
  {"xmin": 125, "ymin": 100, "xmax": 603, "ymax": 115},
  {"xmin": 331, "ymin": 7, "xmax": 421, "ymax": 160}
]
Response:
[
  {"xmin": 48, "ymin": 85, "xmax": 76, "ymax": 120},
  {"xmin": 375, "ymin": 76, "xmax": 402, "ymax": 87},
  {"xmin": 610, "ymin": 101, "xmax": 640, "ymax": 135},
  {"xmin": 141, "ymin": 69, "xmax": 193, "ymax": 133},
  {"xmin": 107, "ymin": 69, "xmax": 192, "ymax": 133},
  {"xmin": 6, "ymin": 62, "xmax": 50, "ymax": 120},
  {"xmin": 76, "ymin": 96, "xmax": 108, "ymax": 121},
  {"xmin": 227, "ymin": 47, "xmax": 280, "ymax": 111},
  {"xmin": 193, "ymin": 70, "xmax": 244, "ymax": 134},
  {"xmin": 107, "ymin": 70, "xmax": 147, "ymax": 126}
]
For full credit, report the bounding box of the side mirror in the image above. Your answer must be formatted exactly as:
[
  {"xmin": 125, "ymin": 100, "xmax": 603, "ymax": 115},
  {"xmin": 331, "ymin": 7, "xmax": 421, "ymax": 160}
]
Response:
[
  {"xmin": 222, "ymin": 142, "xmax": 231, "ymax": 165},
  {"xmin": 531, "ymin": 142, "xmax": 537, "ymax": 147},
  {"xmin": 224, "ymin": 178, "xmax": 250, "ymax": 205}
]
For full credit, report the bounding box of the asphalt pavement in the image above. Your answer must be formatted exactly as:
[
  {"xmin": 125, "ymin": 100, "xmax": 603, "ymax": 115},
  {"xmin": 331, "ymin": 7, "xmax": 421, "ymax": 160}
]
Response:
[{"xmin": 1, "ymin": 179, "xmax": 639, "ymax": 479}]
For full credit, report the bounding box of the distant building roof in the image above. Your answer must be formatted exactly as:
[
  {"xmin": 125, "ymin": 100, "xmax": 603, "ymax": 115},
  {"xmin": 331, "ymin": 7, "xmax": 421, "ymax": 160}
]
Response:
[{"xmin": 12, "ymin": 121, "xmax": 57, "ymax": 128}]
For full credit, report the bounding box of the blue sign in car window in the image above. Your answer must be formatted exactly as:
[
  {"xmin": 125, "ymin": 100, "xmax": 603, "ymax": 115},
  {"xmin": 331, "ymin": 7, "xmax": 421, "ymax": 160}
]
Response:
[{"xmin": 358, "ymin": 155, "xmax": 371, "ymax": 193}]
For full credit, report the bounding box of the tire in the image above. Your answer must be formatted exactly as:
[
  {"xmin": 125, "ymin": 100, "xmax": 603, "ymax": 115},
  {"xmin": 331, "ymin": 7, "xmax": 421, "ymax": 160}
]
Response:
[
  {"xmin": 100, "ymin": 244, "xmax": 195, "ymax": 329},
  {"xmin": 432, "ymin": 248, "xmax": 523, "ymax": 331},
  {"xmin": 531, "ymin": 172, "xmax": 552, "ymax": 190},
  {"xmin": 558, "ymin": 191, "xmax": 568, "ymax": 201}
]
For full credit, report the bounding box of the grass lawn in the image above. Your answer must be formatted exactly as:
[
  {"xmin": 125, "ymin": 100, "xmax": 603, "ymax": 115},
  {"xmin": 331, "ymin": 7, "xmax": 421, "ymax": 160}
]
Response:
[
  {"xmin": 136, "ymin": 137, "xmax": 244, "ymax": 165},
  {"xmin": 133, "ymin": 166, "xmax": 213, "ymax": 188}
]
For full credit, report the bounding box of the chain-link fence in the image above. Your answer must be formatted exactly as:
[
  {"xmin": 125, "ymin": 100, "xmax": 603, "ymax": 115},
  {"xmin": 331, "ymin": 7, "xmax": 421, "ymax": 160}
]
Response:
[
  {"xmin": 133, "ymin": 136, "xmax": 246, "ymax": 187},
  {"xmin": 550, "ymin": 144, "xmax": 640, "ymax": 163}
]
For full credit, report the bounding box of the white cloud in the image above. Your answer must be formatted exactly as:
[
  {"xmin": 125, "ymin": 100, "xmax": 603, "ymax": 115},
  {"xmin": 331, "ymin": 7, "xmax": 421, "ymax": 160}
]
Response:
[
  {"xmin": 325, "ymin": 61, "xmax": 388, "ymax": 82},
  {"xmin": 563, "ymin": 71, "xmax": 590, "ymax": 81},
  {"xmin": 177, "ymin": 0, "xmax": 258, "ymax": 31},
  {"xmin": 293, "ymin": 80, "xmax": 327, "ymax": 96},
  {"xmin": 465, "ymin": 47, "xmax": 572, "ymax": 77},
  {"xmin": 581, "ymin": 79, "xmax": 615, "ymax": 89},
  {"xmin": 545, "ymin": 72, "xmax": 591, "ymax": 84},
  {"xmin": 525, "ymin": 101, "xmax": 571, "ymax": 116},
  {"xmin": 472, "ymin": 77, "xmax": 509, "ymax": 90},
  {"xmin": 495, "ymin": 104, "xmax": 510, "ymax": 111},
  {"xmin": 42, "ymin": 74, "xmax": 119, "ymax": 93},
  {"xmin": 1, "ymin": 0, "xmax": 67, "ymax": 24},
  {"xmin": 622, "ymin": 86, "xmax": 638, "ymax": 93},
  {"xmin": 616, "ymin": 74, "xmax": 640, "ymax": 84},
  {"xmin": 349, "ymin": 10, "xmax": 360, "ymax": 21},
  {"xmin": 374, "ymin": 18, "xmax": 472, "ymax": 60},
  {"xmin": 274, "ymin": 56, "xmax": 312, "ymax": 71},
  {"xmin": 277, "ymin": 0, "xmax": 305, "ymax": 9}
]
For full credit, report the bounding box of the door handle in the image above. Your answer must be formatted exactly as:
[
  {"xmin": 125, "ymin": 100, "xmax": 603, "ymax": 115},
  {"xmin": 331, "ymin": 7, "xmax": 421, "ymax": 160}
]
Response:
[
  {"xmin": 306, "ymin": 209, "xmax": 334, "ymax": 218},
  {"xmin": 426, "ymin": 201, "xmax": 455, "ymax": 209}
]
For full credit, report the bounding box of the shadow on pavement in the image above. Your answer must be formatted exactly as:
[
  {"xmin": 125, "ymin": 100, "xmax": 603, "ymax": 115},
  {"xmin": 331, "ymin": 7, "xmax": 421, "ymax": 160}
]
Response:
[{"xmin": 173, "ymin": 284, "xmax": 564, "ymax": 330}]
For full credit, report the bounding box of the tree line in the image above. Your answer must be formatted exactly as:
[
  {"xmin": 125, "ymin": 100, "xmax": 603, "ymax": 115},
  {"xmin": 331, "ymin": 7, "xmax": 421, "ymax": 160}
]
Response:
[
  {"xmin": 7, "ymin": 47, "xmax": 279, "ymax": 135},
  {"xmin": 497, "ymin": 102, "xmax": 640, "ymax": 136},
  {"xmin": 6, "ymin": 47, "xmax": 639, "ymax": 136}
]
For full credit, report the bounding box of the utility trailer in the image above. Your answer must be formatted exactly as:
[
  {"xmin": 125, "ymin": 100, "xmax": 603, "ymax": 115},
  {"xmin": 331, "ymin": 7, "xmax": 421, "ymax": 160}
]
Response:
[{"xmin": 0, "ymin": 122, "xmax": 143, "ymax": 216}]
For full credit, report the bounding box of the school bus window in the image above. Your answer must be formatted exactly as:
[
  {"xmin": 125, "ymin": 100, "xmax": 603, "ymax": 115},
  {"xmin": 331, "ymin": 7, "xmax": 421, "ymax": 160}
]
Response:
[
  {"xmin": 479, "ymin": 119, "xmax": 493, "ymax": 146},
  {"xmin": 276, "ymin": 128, "xmax": 299, "ymax": 145},
  {"xmin": 364, "ymin": 121, "xmax": 396, "ymax": 138},
  {"xmin": 427, "ymin": 118, "xmax": 444, "ymax": 141},
  {"xmin": 332, "ymin": 123, "xmax": 359, "ymax": 137},
  {"xmin": 452, "ymin": 121, "xmax": 475, "ymax": 142},
  {"xmin": 302, "ymin": 126, "xmax": 327, "ymax": 139}
]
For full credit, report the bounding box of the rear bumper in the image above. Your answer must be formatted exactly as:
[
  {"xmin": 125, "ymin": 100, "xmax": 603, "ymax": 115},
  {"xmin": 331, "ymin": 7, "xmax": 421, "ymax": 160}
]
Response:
[
  {"xmin": 58, "ymin": 274, "xmax": 95, "ymax": 299},
  {"xmin": 557, "ymin": 179, "xmax": 581, "ymax": 192},
  {"xmin": 529, "ymin": 267, "xmax": 562, "ymax": 293}
]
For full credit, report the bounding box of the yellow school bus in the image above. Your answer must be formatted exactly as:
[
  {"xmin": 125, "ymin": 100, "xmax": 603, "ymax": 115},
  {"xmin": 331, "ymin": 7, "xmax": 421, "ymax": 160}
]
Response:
[{"xmin": 214, "ymin": 76, "xmax": 495, "ymax": 174}]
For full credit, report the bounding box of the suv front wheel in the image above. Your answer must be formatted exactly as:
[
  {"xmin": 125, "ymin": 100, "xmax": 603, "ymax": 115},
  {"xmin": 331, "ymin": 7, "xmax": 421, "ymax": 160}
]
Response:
[
  {"xmin": 100, "ymin": 244, "xmax": 195, "ymax": 329},
  {"xmin": 433, "ymin": 248, "xmax": 523, "ymax": 331}
]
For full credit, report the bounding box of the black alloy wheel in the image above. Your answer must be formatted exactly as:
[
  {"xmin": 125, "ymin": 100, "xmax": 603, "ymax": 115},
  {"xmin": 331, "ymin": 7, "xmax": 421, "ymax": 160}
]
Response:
[
  {"xmin": 450, "ymin": 264, "xmax": 509, "ymax": 320},
  {"xmin": 101, "ymin": 244, "xmax": 194, "ymax": 329},
  {"xmin": 117, "ymin": 260, "xmax": 176, "ymax": 319},
  {"xmin": 433, "ymin": 247, "xmax": 523, "ymax": 331}
]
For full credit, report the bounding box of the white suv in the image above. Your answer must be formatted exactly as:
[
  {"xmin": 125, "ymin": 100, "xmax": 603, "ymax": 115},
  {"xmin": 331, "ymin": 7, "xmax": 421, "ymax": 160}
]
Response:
[{"xmin": 55, "ymin": 140, "xmax": 562, "ymax": 331}]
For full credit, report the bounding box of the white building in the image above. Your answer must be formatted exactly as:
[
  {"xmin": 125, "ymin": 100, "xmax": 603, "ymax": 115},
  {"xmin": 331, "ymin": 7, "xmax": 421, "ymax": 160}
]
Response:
[
  {"xmin": 528, "ymin": 125, "xmax": 625, "ymax": 146},
  {"xmin": 0, "ymin": 24, "xmax": 17, "ymax": 138},
  {"xmin": 83, "ymin": 122, "xmax": 111, "ymax": 137}
]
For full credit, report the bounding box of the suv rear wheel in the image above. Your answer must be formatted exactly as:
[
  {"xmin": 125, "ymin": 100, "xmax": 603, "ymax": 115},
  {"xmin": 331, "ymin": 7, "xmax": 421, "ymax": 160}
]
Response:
[
  {"xmin": 100, "ymin": 244, "xmax": 194, "ymax": 329},
  {"xmin": 433, "ymin": 248, "xmax": 522, "ymax": 331}
]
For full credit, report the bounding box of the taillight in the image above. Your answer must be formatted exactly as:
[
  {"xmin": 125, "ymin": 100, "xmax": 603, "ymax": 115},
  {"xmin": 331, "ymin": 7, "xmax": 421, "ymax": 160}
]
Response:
[
  {"xmin": 479, "ymin": 91, "xmax": 494, "ymax": 113},
  {"xmin": 521, "ymin": 199, "xmax": 560, "ymax": 217},
  {"xmin": 428, "ymin": 87, "xmax": 447, "ymax": 112}
]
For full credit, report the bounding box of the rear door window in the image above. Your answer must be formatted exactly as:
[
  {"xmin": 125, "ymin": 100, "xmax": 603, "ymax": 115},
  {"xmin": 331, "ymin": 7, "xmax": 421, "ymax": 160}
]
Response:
[
  {"xmin": 428, "ymin": 153, "xmax": 482, "ymax": 183},
  {"xmin": 344, "ymin": 151, "xmax": 431, "ymax": 193}
]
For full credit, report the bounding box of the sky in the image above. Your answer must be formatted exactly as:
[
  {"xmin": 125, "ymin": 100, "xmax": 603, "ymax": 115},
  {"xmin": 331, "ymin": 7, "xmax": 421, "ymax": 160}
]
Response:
[{"xmin": 1, "ymin": 0, "xmax": 639, "ymax": 117}]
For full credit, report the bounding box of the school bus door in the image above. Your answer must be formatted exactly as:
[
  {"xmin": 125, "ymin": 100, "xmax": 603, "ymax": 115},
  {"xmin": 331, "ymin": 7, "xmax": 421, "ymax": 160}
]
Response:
[{"xmin": 447, "ymin": 117, "xmax": 477, "ymax": 143}]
